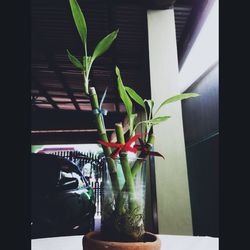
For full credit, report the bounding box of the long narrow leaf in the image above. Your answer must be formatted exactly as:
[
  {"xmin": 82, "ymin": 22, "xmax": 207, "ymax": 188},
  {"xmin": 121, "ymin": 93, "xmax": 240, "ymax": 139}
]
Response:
[
  {"xmin": 144, "ymin": 99, "xmax": 154, "ymax": 119},
  {"xmin": 132, "ymin": 115, "xmax": 171, "ymax": 135},
  {"xmin": 67, "ymin": 49, "xmax": 83, "ymax": 69},
  {"xmin": 92, "ymin": 30, "xmax": 118, "ymax": 62},
  {"xmin": 155, "ymin": 93, "xmax": 199, "ymax": 114},
  {"xmin": 125, "ymin": 86, "xmax": 145, "ymax": 109},
  {"xmin": 143, "ymin": 116, "xmax": 171, "ymax": 125},
  {"xmin": 69, "ymin": 0, "xmax": 87, "ymax": 46},
  {"xmin": 116, "ymin": 66, "xmax": 137, "ymax": 135},
  {"xmin": 82, "ymin": 56, "xmax": 92, "ymax": 71},
  {"xmin": 115, "ymin": 66, "xmax": 132, "ymax": 116},
  {"xmin": 129, "ymin": 113, "xmax": 137, "ymax": 135}
]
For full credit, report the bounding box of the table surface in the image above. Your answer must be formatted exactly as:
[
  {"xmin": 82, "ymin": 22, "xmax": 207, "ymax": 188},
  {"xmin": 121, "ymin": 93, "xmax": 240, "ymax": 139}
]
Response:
[{"xmin": 31, "ymin": 234, "xmax": 219, "ymax": 250}]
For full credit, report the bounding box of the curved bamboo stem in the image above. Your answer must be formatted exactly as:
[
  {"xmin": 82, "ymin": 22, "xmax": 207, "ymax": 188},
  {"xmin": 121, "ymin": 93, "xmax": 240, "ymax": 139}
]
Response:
[{"xmin": 89, "ymin": 87, "xmax": 121, "ymax": 194}]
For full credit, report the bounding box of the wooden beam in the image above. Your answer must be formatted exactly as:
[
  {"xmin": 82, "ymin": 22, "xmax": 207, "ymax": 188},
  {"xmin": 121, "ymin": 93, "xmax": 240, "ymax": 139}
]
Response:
[
  {"xmin": 107, "ymin": 0, "xmax": 119, "ymax": 90},
  {"xmin": 175, "ymin": 0, "xmax": 198, "ymax": 5},
  {"xmin": 147, "ymin": 0, "xmax": 176, "ymax": 9},
  {"xmin": 32, "ymin": 23, "xmax": 81, "ymax": 111},
  {"xmin": 32, "ymin": 76, "xmax": 60, "ymax": 110},
  {"xmin": 47, "ymin": 53, "xmax": 81, "ymax": 111},
  {"xmin": 32, "ymin": 0, "xmax": 176, "ymax": 10}
]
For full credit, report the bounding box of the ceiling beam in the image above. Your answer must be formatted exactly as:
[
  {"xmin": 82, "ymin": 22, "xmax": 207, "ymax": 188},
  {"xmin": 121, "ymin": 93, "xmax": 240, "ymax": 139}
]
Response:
[
  {"xmin": 32, "ymin": 76, "xmax": 60, "ymax": 110},
  {"xmin": 107, "ymin": 0, "xmax": 120, "ymax": 112},
  {"xmin": 31, "ymin": 95, "xmax": 42, "ymax": 111},
  {"xmin": 46, "ymin": 53, "xmax": 81, "ymax": 110},
  {"xmin": 31, "ymin": 91, "xmax": 123, "ymax": 104},
  {"xmin": 32, "ymin": 22, "xmax": 81, "ymax": 111},
  {"xmin": 147, "ymin": 0, "xmax": 176, "ymax": 9},
  {"xmin": 32, "ymin": 0, "xmax": 176, "ymax": 10}
]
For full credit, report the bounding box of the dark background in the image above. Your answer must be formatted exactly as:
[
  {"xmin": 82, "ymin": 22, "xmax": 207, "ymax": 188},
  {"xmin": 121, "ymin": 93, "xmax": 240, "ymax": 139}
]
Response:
[{"xmin": 182, "ymin": 63, "xmax": 219, "ymax": 236}]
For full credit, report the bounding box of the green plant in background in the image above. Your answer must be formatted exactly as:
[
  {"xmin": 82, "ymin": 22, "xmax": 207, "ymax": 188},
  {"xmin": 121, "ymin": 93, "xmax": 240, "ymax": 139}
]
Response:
[
  {"xmin": 115, "ymin": 66, "xmax": 198, "ymax": 179},
  {"xmin": 115, "ymin": 66, "xmax": 199, "ymax": 141},
  {"xmin": 67, "ymin": 0, "xmax": 199, "ymax": 242}
]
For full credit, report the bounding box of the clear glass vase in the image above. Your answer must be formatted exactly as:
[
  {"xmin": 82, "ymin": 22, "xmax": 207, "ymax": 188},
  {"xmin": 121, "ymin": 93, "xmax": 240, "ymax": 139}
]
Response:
[{"xmin": 101, "ymin": 155, "xmax": 146, "ymax": 242}]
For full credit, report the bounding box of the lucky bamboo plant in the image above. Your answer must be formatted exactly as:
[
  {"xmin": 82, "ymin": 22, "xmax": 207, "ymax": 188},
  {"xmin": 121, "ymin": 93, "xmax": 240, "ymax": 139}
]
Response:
[{"xmin": 67, "ymin": 0, "xmax": 199, "ymax": 242}]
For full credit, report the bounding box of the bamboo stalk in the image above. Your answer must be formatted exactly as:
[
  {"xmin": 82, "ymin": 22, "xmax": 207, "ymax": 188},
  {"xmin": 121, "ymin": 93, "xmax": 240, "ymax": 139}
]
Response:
[
  {"xmin": 115, "ymin": 123, "xmax": 136, "ymax": 211},
  {"xmin": 89, "ymin": 87, "xmax": 121, "ymax": 194}
]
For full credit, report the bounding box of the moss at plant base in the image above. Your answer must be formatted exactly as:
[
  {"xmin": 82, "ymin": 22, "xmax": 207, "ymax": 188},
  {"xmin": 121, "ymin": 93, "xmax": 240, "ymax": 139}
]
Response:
[{"xmin": 101, "ymin": 204, "xmax": 145, "ymax": 242}]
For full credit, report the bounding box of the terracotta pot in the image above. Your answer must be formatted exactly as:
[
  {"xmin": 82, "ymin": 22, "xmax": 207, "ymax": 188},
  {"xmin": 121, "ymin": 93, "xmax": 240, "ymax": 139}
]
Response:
[{"xmin": 82, "ymin": 231, "xmax": 161, "ymax": 250}]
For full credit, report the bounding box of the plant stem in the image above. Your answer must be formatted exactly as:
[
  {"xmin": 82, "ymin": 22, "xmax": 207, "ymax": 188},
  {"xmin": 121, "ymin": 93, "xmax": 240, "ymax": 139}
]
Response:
[
  {"xmin": 84, "ymin": 79, "xmax": 89, "ymax": 95},
  {"xmin": 115, "ymin": 123, "xmax": 136, "ymax": 211},
  {"xmin": 89, "ymin": 87, "xmax": 121, "ymax": 194},
  {"xmin": 83, "ymin": 43, "xmax": 89, "ymax": 95},
  {"xmin": 131, "ymin": 133, "xmax": 155, "ymax": 178},
  {"xmin": 84, "ymin": 60, "xmax": 93, "ymax": 95}
]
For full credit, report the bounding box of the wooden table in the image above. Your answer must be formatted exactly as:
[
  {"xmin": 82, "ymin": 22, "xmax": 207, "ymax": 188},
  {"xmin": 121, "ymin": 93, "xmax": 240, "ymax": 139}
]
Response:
[{"xmin": 31, "ymin": 234, "xmax": 218, "ymax": 250}]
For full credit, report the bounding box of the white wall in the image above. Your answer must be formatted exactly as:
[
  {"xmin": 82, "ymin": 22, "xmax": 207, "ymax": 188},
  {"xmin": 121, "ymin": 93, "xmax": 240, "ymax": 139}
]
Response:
[{"xmin": 147, "ymin": 9, "xmax": 193, "ymax": 235}]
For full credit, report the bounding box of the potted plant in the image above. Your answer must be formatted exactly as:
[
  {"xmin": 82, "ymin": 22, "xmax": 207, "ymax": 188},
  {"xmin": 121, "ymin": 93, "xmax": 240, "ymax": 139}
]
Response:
[{"xmin": 66, "ymin": 0, "xmax": 199, "ymax": 249}]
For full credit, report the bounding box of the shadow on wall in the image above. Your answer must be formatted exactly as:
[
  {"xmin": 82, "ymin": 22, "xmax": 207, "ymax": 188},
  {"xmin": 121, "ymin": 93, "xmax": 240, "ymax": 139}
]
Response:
[{"xmin": 182, "ymin": 63, "xmax": 219, "ymax": 237}]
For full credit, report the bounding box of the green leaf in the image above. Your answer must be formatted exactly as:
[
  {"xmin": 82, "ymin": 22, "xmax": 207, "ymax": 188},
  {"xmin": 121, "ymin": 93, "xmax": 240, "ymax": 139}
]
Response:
[
  {"xmin": 115, "ymin": 66, "xmax": 120, "ymax": 76},
  {"xmin": 116, "ymin": 66, "xmax": 137, "ymax": 135},
  {"xmin": 129, "ymin": 113, "xmax": 137, "ymax": 134},
  {"xmin": 69, "ymin": 0, "xmax": 87, "ymax": 46},
  {"xmin": 82, "ymin": 56, "xmax": 92, "ymax": 71},
  {"xmin": 115, "ymin": 66, "xmax": 133, "ymax": 116},
  {"xmin": 67, "ymin": 49, "xmax": 83, "ymax": 69},
  {"xmin": 155, "ymin": 93, "xmax": 199, "ymax": 114},
  {"xmin": 132, "ymin": 115, "xmax": 170, "ymax": 135},
  {"xmin": 91, "ymin": 30, "xmax": 118, "ymax": 62},
  {"xmin": 125, "ymin": 86, "xmax": 145, "ymax": 109},
  {"xmin": 144, "ymin": 99, "xmax": 154, "ymax": 119},
  {"xmin": 144, "ymin": 99, "xmax": 154, "ymax": 111},
  {"xmin": 143, "ymin": 116, "xmax": 171, "ymax": 125}
]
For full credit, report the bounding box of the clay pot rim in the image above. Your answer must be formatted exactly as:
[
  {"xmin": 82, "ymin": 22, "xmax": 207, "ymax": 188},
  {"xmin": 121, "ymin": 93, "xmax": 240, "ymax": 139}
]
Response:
[{"xmin": 83, "ymin": 231, "xmax": 160, "ymax": 246}]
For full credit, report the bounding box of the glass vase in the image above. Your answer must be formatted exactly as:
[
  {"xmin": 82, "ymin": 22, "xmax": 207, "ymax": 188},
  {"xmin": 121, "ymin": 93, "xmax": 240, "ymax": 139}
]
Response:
[{"xmin": 101, "ymin": 155, "xmax": 146, "ymax": 242}]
